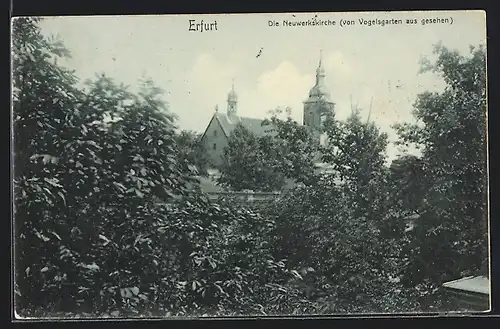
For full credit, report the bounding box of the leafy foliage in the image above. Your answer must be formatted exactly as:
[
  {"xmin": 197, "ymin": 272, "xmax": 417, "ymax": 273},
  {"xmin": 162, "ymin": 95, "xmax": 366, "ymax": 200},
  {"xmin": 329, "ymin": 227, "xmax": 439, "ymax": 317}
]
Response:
[
  {"xmin": 259, "ymin": 45, "xmax": 488, "ymax": 313},
  {"xmin": 12, "ymin": 17, "xmax": 488, "ymax": 317},
  {"xmin": 263, "ymin": 108, "xmax": 397, "ymax": 313},
  {"xmin": 218, "ymin": 124, "xmax": 287, "ymax": 192},
  {"xmin": 322, "ymin": 109, "xmax": 390, "ymax": 218},
  {"xmin": 218, "ymin": 109, "xmax": 319, "ymax": 191},
  {"xmin": 393, "ymin": 44, "xmax": 488, "ymax": 287},
  {"xmin": 388, "ymin": 155, "xmax": 428, "ymax": 214},
  {"xmin": 12, "ymin": 18, "xmax": 300, "ymax": 317},
  {"xmin": 176, "ymin": 130, "xmax": 210, "ymax": 177},
  {"xmin": 261, "ymin": 108, "xmax": 320, "ymax": 186}
]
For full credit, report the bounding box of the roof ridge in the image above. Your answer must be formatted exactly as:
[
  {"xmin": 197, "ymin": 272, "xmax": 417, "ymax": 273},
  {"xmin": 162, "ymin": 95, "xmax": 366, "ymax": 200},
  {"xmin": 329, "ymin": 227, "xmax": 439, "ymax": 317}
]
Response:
[
  {"xmin": 213, "ymin": 112, "xmax": 275, "ymax": 137},
  {"xmin": 239, "ymin": 115, "xmax": 264, "ymax": 120}
]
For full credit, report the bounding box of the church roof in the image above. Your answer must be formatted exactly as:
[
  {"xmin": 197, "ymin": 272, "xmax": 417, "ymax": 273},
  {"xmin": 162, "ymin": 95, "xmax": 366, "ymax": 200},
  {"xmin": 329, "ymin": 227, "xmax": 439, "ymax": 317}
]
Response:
[{"xmin": 214, "ymin": 112, "xmax": 275, "ymax": 137}]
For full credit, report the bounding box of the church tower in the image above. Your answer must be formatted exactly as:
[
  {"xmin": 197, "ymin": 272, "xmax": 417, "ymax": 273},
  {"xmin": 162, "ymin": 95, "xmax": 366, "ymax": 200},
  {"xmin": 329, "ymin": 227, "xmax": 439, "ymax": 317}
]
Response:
[
  {"xmin": 227, "ymin": 80, "xmax": 238, "ymax": 119},
  {"xmin": 303, "ymin": 50, "xmax": 335, "ymax": 144}
]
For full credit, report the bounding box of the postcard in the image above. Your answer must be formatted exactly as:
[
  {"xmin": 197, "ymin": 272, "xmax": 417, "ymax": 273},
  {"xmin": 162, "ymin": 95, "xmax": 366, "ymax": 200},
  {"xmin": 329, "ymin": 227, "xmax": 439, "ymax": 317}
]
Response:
[{"xmin": 11, "ymin": 10, "xmax": 489, "ymax": 320}]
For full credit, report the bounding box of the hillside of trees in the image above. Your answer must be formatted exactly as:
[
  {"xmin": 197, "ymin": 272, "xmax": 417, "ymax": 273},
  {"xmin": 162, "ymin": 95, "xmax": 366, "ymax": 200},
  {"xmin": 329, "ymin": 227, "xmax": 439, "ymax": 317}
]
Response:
[{"xmin": 12, "ymin": 18, "xmax": 489, "ymax": 317}]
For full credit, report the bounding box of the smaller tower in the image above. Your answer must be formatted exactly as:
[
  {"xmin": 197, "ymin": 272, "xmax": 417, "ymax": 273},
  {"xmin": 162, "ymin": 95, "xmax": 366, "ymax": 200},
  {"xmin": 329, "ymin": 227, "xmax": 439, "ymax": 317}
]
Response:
[{"xmin": 227, "ymin": 79, "xmax": 238, "ymax": 118}]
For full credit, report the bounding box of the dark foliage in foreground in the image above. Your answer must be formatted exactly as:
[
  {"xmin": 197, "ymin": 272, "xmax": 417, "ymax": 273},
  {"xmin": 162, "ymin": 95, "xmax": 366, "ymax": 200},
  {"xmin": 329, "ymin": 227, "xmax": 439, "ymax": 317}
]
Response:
[
  {"xmin": 12, "ymin": 18, "xmax": 488, "ymax": 317},
  {"xmin": 13, "ymin": 18, "xmax": 305, "ymax": 317}
]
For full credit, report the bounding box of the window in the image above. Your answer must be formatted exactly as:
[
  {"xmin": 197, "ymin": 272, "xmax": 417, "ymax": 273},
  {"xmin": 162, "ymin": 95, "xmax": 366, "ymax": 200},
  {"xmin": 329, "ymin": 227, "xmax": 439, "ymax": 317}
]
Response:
[
  {"xmin": 213, "ymin": 143, "xmax": 217, "ymax": 150},
  {"xmin": 213, "ymin": 130, "xmax": 217, "ymax": 137}
]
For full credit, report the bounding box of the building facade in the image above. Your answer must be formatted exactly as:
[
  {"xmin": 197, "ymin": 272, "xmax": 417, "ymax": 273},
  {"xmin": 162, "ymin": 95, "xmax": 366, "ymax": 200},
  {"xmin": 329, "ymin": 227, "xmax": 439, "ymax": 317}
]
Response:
[{"xmin": 200, "ymin": 52, "xmax": 334, "ymax": 168}]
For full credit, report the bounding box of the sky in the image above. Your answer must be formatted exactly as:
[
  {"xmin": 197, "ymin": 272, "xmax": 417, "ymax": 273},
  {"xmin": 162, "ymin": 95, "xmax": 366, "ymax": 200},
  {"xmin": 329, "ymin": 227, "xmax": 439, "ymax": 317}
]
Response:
[{"xmin": 38, "ymin": 10, "xmax": 486, "ymax": 161}]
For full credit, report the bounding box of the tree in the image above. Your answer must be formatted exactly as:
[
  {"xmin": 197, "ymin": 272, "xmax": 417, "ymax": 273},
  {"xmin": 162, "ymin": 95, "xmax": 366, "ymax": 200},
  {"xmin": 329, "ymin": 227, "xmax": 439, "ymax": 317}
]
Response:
[
  {"xmin": 393, "ymin": 44, "xmax": 488, "ymax": 288},
  {"xmin": 261, "ymin": 108, "xmax": 396, "ymax": 313},
  {"xmin": 218, "ymin": 124, "xmax": 286, "ymax": 192},
  {"xmin": 321, "ymin": 109, "xmax": 390, "ymax": 218},
  {"xmin": 13, "ymin": 17, "xmax": 87, "ymax": 312},
  {"xmin": 218, "ymin": 108, "xmax": 319, "ymax": 192},
  {"xmin": 13, "ymin": 18, "xmax": 306, "ymax": 317},
  {"xmin": 175, "ymin": 130, "xmax": 210, "ymax": 177},
  {"xmin": 12, "ymin": 17, "xmax": 197, "ymax": 316},
  {"xmin": 388, "ymin": 154, "xmax": 428, "ymax": 215},
  {"xmin": 261, "ymin": 107, "xmax": 320, "ymax": 186}
]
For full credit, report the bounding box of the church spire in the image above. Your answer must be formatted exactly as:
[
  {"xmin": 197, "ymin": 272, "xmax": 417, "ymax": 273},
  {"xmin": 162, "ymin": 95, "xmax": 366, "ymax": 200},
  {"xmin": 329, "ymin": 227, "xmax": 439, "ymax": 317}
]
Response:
[
  {"xmin": 227, "ymin": 78, "xmax": 238, "ymax": 117},
  {"xmin": 316, "ymin": 49, "xmax": 326, "ymax": 85},
  {"xmin": 303, "ymin": 50, "xmax": 335, "ymax": 142}
]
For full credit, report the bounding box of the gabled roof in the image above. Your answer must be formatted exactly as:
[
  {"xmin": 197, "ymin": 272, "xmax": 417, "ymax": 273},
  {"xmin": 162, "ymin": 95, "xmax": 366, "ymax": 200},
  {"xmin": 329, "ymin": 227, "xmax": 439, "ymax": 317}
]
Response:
[{"xmin": 210, "ymin": 112, "xmax": 276, "ymax": 138}]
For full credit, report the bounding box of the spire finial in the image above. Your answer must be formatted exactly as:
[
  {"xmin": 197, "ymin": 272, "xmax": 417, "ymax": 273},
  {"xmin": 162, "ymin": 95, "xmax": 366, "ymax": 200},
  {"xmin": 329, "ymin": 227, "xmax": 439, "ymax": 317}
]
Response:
[
  {"xmin": 231, "ymin": 77, "xmax": 235, "ymax": 91},
  {"xmin": 315, "ymin": 49, "xmax": 326, "ymax": 82}
]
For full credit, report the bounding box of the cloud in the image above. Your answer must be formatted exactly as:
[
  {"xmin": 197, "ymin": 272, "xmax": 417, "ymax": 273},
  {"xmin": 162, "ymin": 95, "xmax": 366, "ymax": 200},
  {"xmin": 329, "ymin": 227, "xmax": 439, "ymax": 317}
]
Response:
[
  {"xmin": 241, "ymin": 51, "xmax": 360, "ymax": 124},
  {"xmin": 250, "ymin": 61, "xmax": 314, "ymax": 122},
  {"xmin": 323, "ymin": 50, "xmax": 355, "ymax": 80},
  {"xmin": 245, "ymin": 52, "xmax": 358, "ymax": 123},
  {"xmin": 187, "ymin": 53, "xmax": 238, "ymax": 104},
  {"xmin": 190, "ymin": 53, "xmax": 237, "ymax": 87},
  {"xmin": 179, "ymin": 53, "xmax": 239, "ymax": 130}
]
